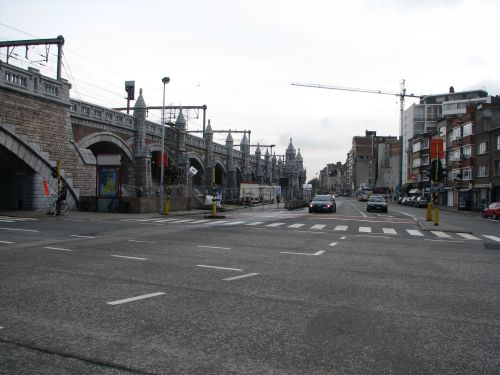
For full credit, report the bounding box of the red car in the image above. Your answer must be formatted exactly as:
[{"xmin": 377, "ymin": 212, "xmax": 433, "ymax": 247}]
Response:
[{"xmin": 481, "ymin": 202, "xmax": 500, "ymax": 220}]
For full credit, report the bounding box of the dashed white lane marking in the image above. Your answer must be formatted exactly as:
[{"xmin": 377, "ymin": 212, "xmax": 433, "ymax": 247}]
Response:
[
  {"xmin": 197, "ymin": 265, "xmax": 242, "ymax": 271},
  {"xmin": 0, "ymin": 220, "xmax": 15, "ymax": 223},
  {"xmin": 111, "ymin": 255, "xmax": 147, "ymax": 260},
  {"xmin": 206, "ymin": 220, "xmax": 228, "ymax": 225},
  {"xmin": 171, "ymin": 219, "xmax": 193, "ymax": 223},
  {"xmin": 223, "ymin": 273, "xmax": 259, "ymax": 281},
  {"xmin": 223, "ymin": 221, "xmax": 246, "ymax": 226},
  {"xmin": 288, "ymin": 223, "xmax": 305, "ymax": 228},
  {"xmin": 0, "ymin": 228, "xmax": 39, "ymax": 232},
  {"xmin": 0, "ymin": 240, "xmax": 14, "ymax": 244},
  {"xmin": 280, "ymin": 250, "xmax": 325, "ymax": 256},
  {"xmin": 71, "ymin": 235, "xmax": 96, "ymax": 239},
  {"xmin": 245, "ymin": 222, "xmax": 264, "ymax": 226},
  {"xmin": 107, "ymin": 292, "xmax": 166, "ymax": 305},
  {"xmin": 328, "ymin": 242, "xmax": 338, "ymax": 247},
  {"xmin": 189, "ymin": 220, "xmax": 211, "ymax": 224},
  {"xmin": 483, "ymin": 235, "xmax": 500, "ymax": 242},
  {"xmin": 310, "ymin": 224, "xmax": 326, "ymax": 230},
  {"xmin": 128, "ymin": 239, "xmax": 157, "ymax": 244},
  {"xmin": 431, "ymin": 231, "xmax": 451, "ymax": 238},
  {"xmin": 407, "ymin": 229, "xmax": 424, "ymax": 236},
  {"xmin": 456, "ymin": 233, "xmax": 480, "ymax": 240},
  {"xmin": 334, "ymin": 225, "xmax": 348, "ymax": 231},
  {"xmin": 43, "ymin": 246, "xmax": 73, "ymax": 252},
  {"xmin": 266, "ymin": 222, "xmax": 285, "ymax": 227},
  {"xmin": 382, "ymin": 228, "xmax": 397, "ymax": 235},
  {"xmin": 198, "ymin": 245, "xmax": 231, "ymax": 250},
  {"xmin": 359, "ymin": 227, "xmax": 371, "ymax": 233}
]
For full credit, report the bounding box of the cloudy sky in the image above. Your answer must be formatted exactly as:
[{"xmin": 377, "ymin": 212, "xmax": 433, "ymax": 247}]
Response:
[{"xmin": 2, "ymin": 0, "xmax": 500, "ymax": 178}]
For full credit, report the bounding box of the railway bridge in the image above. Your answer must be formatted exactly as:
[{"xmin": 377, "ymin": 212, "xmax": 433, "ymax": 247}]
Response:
[{"xmin": 0, "ymin": 62, "xmax": 306, "ymax": 212}]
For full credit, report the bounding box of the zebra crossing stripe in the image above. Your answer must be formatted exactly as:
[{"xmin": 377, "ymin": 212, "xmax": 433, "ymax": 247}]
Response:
[
  {"xmin": 152, "ymin": 219, "xmax": 178, "ymax": 223},
  {"xmin": 334, "ymin": 225, "xmax": 348, "ymax": 231},
  {"xmin": 310, "ymin": 224, "xmax": 326, "ymax": 230},
  {"xmin": 359, "ymin": 227, "xmax": 371, "ymax": 233},
  {"xmin": 224, "ymin": 221, "xmax": 246, "ymax": 226},
  {"xmin": 431, "ymin": 231, "xmax": 451, "ymax": 238},
  {"xmin": 483, "ymin": 235, "xmax": 500, "ymax": 242},
  {"xmin": 288, "ymin": 223, "xmax": 305, "ymax": 228},
  {"xmin": 171, "ymin": 219, "xmax": 193, "ymax": 223},
  {"xmin": 189, "ymin": 220, "xmax": 211, "ymax": 224},
  {"xmin": 245, "ymin": 222, "xmax": 264, "ymax": 226},
  {"xmin": 456, "ymin": 233, "xmax": 480, "ymax": 240},
  {"xmin": 266, "ymin": 223, "xmax": 285, "ymax": 227},
  {"xmin": 407, "ymin": 229, "xmax": 424, "ymax": 236},
  {"xmin": 382, "ymin": 228, "xmax": 397, "ymax": 235}
]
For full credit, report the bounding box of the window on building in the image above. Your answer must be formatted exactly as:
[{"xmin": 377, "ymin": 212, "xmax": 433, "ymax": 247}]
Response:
[
  {"xmin": 450, "ymin": 149, "xmax": 460, "ymax": 161},
  {"xmin": 439, "ymin": 126, "xmax": 446, "ymax": 137},
  {"xmin": 478, "ymin": 141, "xmax": 487, "ymax": 155},
  {"xmin": 477, "ymin": 165, "xmax": 488, "ymax": 177},
  {"xmin": 462, "ymin": 145, "xmax": 472, "ymax": 159},
  {"xmin": 462, "ymin": 168, "xmax": 473, "ymax": 180},
  {"xmin": 496, "ymin": 135, "xmax": 500, "ymax": 150},
  {"xmin": 495, "ymin": 160, "xmax": 500, "ymax": 176},
  {"xmin": 412, "ymin": 158, "xmax": 421, "ymax": 168},
  {"xmin": 82, "ymin": 106, "xmax": 90, "ymax": 116},
  {"xmin": 462, "ymin": 122, "xmax": 473, "ymax": 136},
  {"xmin": 413, "ymin": 142, "xmax": 421, "ymax": 152},
  {"xmin": 451, "ymin": 127, "xmax": 461, "ymax": 140},
  {"xmin": 422, "ymin": 155, "xmax": 429, "ymax": 165},
  {"xmin": 422, "ymin": 139, "xmax": 429, "ymax": 149}
]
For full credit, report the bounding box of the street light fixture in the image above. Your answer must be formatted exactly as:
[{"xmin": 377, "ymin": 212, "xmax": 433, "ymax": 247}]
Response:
[{"xmin": 160, "ymin": 76, "xmax": 170, "ymax": 214}]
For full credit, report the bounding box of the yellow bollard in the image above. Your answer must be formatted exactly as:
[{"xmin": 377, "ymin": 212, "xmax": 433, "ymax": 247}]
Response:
[
  {"xmin": 426, "ymin": 202, "xmax": 433, "ymax": 221},
  {"xmin": 433, "ymin": 206, "xmax": 439, "ymax": 226},
  {"xmin": 163, "ymin": 194, "xmax": 170, "ymax": 215}
]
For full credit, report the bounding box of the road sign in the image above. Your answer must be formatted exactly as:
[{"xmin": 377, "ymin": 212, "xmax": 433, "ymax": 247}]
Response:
[{"xmin": 430, "ymin": 139, "xmax": 444, "ymax": 159}]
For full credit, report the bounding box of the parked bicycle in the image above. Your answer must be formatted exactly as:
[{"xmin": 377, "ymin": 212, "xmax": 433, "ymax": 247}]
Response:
[{"xmin": 47, "ymin": 194, "xmax": 69, "ymax": 216}]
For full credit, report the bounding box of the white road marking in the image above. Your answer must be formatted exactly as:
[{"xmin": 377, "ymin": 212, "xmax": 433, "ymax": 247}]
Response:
[
  {"xmin": 431, "ymin": 231, "xmax": 451, "ymax": 238},
  {"xmin": 189, "ymin": 220, "xmax": 211, "ymax": 224},
  {"xmin": 245, "ymin": 222, "xmax": 264, "ymax": 226},
  {"xmin": 359, "ymin": 227, "xmax": 371, "ymax": 233},
  {"xmin": 198, "ymin": 245, "xmax": 231, "ymax": 250},
  {"xmin": 152, "ymin": 219, "xmax": 178, "ymax": 223},
  {"xmin": 266, "ymin": 222, "xmax": 285, "ymax": 227},
  {"xmin": 110, "ymin": 255, "xmax": 147, "ymax": 260},
  {"xmin": 310, "ymin": 224, "xmax": 326, "ymax": 230},
  {"xmin": 340, "ymin": 236, "xmax": 347, "ymax": 240},
  {"xmin": 456, "ymin": 233, "xmax": 480, "ymax": 240},
  {"xmin": 407, "ymin": 229, "xmax": 424, "ymax": 236},
  {"xmin": 280, "ymin": 250, "xmax": 325, "ymax": 256},
  {"xmin": 334, "ymin": 225, "xmax": 348, "ymax": 231},
  {"xmin": 223, "ymin": 221, "xmax": 246, "ymax": 226},
  {"xmin": 171, "ymin": 219, "xmax": 193, "ymax": 223},
  {"xmin": 71, "ymin": 235, "xmax": 96, "ymax": 239},
  {"xmin": 382, "ymin": 228, "xmax": 397, "ymax": 235},
  {"xmin": 347, "ymin": 200, "xmax": 367, "ymax": 217},
  {"xmin": 206, "ymin": 220, "xmax": 228, "ymax": 225},
  {"xmin": 43, "ymin": 246, "xmax": 73, "ymax": 252},
  {"xmin": 223, "ymin": 273, "xmax": 259, "ymax": 281},
  {"xmin": 127, "ymin": 218, "xmax": 161, "ymax": 222},
  {"xmin": 424, "ymin": 239, "xmax": 464, "ymax": 243},
  {"xmin": 0, "ymin": 220, "xmax": 15, "ymax": 223},
  {"xmin": 328, "ymin": 242, "xmax": 338, "ymax": 247},
  {"xmin": 128, "ymin": 239, "xmax": 157, "ymax": 244},
  {"xmin": 197, "ymin": 265, "xmax": 242, "ymax": 271},
  {"xmin": 483, "ymin": 235, "xmax": 500, "ymax": 242},
  {"xmin": 107, "ymin": 292, "xmax": 166, "ymax": 305},
  {"xmin": 0, "ymin": 228, "xmax": 38, "ymax": 232},
  {"xmin": 288, "ymin": 223, "xmax": 305, "ymax": 228},
  {"xmin": 0, "ymin": 240, "xmax": 14, "ymax": 244}
]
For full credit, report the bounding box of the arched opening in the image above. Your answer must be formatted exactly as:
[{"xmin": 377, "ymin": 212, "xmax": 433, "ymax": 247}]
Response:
[{"xmin": 188, "ymin": 157, "xmax": 204, "ymax": 187}]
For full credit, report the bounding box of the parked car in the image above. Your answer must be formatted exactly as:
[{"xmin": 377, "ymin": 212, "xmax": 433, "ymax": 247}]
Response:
[
  {"xmin": 367, "ymin": 195, "xmax": 388, "ymax": 213},
  {"xmin": 405, "ymin": 196, "xmax": 417, "ymax": 206},
  {"xmin": 481, "ymin": 202, "xmax": 500, "ymax": 219},
  {"xmin": 415, "ymin": 196, "xmax": 429, "ymax": 208},
  {"xmin": 309, "ymin": 194, "xmax": 336, "ymax": 213}
]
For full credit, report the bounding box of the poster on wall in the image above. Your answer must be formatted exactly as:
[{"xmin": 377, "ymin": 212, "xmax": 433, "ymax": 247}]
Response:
[{"xmin": 98, "ymin": 167, "xmax": 119, "ymax": 197}]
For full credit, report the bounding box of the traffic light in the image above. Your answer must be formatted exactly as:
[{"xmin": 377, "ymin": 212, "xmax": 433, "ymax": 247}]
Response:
[
  {"xmin": 429, "ymin": 160, "xmax": 445, "ymax": 182},
  {"xmin": 51, "ymin": 166, "xmax": 58, "ymax": 178}
]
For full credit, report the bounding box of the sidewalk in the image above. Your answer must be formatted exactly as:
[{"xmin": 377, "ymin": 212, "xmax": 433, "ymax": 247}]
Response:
[{"xmin": 0, "ymin": 202, "xmax": 287, "ymax": 220}]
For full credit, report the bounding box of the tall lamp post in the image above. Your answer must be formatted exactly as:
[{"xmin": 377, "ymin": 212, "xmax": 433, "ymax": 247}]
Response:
[{"xmin": 160, "ymin": 76, "xmax": 170, "ymax": 214}]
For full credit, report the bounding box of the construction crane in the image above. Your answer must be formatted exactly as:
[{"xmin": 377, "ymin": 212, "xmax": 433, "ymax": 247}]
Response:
[{"xmin": 291, "ymin": 79, "xmax": 423, "ymax": 188}]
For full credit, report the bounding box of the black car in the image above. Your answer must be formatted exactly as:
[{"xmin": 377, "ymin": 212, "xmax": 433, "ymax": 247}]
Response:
[
  {"xmin": 367, "ymin": 195, "xmax": 388, "ymax": 213},
  {"xmin": 309, "ymin": 195, "xmax": 336, "ymax": 213}
]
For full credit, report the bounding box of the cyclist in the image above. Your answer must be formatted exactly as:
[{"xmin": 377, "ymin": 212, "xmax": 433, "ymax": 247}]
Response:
[{"xmin": 56, "ymin": 181, "xmax": 68, "ymax": 215}]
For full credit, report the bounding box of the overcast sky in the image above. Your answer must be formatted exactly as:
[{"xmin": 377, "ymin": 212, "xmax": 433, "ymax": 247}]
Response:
[{"xmin": 2, "ymin": 0, "xmax": 500, "ymax": 178}]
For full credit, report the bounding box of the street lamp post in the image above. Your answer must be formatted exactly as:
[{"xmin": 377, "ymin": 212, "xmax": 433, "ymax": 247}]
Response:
[{"xmin": 160, "ymin": 76, "xmax": 170, "ymax": 214}]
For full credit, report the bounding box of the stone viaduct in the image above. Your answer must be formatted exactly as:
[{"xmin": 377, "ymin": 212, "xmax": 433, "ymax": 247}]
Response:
[{"xmin": 0, "ymin": 62, "xmax": 307, "ymax": 212}]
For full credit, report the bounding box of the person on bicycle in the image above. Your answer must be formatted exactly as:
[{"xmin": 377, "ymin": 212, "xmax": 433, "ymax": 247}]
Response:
[{"xmin": 56, "ymin": 181, "xmax": 68, "ymax": 215}]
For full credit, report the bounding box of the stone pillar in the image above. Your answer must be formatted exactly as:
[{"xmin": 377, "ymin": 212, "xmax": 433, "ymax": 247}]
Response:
[
  {"xmin": 133, "ymin": 89, "xmax": 152, "ymax": 196},
  {"xmin": 204, "ymin": 120, "xmax": 214, "ymax": 188},
  {"xmin": 225, "ymin": 130, "xmax": 237, "ymax": 202},
  {"xmin": 240, "ymin": 132, "xmax": 251, "ymax": 182},
  {"xmin": 255, "ymin": 144, "xmax": 262, "ymax": 184}
]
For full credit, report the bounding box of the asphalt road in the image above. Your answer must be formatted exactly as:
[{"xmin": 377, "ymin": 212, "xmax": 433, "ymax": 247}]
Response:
[{"xmin": 0, "ymin": 198, "xmax": 499, "ymax": 374}]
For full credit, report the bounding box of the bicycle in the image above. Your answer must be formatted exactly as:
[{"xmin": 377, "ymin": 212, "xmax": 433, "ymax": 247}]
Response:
[{"xmin": 47, "ymin": 194, "xmax": 69, "ymax": 216}]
